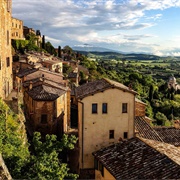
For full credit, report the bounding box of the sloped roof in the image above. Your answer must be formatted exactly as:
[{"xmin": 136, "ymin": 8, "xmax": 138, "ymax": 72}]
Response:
[
  {"xmin": 93, "ymin": 137, "xmax": 180, "ymax": 179},
  {"xmin": 140, "ymin": 138, "xmax": 180, "ymax": 165},
  {"xmin": 153, "ymin": 127, "xmax": 180, "ymax": 147},
  {"xmin": 135, "ymin": 116, "xmax": 163, "ymax": 142},
  {"xmin": 135, "ymin": 116, "xmax": 180, "ymax": 147},
  {"xmin": 16, "ymin": 68, "xmax": 38, "ymax": 78},
  {"xmin": 75, "ymin": 78, "xmax": 137, "ymax": 99},
  {"xmin": 27, "ymin": 85, "xmax": 65, "ymax": 101}
]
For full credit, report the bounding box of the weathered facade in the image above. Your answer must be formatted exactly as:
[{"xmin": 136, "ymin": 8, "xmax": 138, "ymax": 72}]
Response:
[
  {"xmin": 11, "ymin": 17, "xmax": 24, "ymax": 40},
  {"xmin": 135, "ymin": 98, "xmax": 146, "ymax": 117},
  {"xmin": 75, "ymin": 78, "xmax": 137, "ymax": 171},
  {"xmin": 24, "ymin": 81, "xmax": 70, "ymax": 137},
  {"xmin": 0, "ymin": 0, "xmax": 13, "ymax": 99}
]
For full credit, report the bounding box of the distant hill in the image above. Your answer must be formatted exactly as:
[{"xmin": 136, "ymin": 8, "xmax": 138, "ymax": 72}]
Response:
[
  {"xmin": 72, "ymin": 45, "xmax": 161, "ymax": 60},
  {"xmin": 74, "ymin": 50, "xmax": 160, "ymax": 61},
  {"xmin": 72, "ymin": 46, "xmax": 118, "ymax": 52}
]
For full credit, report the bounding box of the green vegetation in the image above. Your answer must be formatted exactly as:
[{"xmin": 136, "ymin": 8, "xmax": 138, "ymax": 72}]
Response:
[
  {"xmin": 76, "ymin": 51, "xmax": 180, "ymax": 126},
  {"xmin": 23, "ymin": 132, "xmax": 78, "ymax": 179},
  {"xmin": 0, "ymin": 98, "xmax": 78, "ymax": 179},
  {"xmin": 0, "ymin": 98, "xmax": 29, "ymax": 178}
]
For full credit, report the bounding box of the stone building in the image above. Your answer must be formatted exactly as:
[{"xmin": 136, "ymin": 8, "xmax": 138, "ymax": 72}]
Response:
[
  {"xmin": 23, "ymin": 26, "xmax": 42, "ymax": 48},
  {"xmin": 0, "ymin": 0, "xmax": 13, "ymax": 99},
  {"xmin": 23, "ymin": 79, "xmax": 70, "ymax": 137},
  {"xmin": 75, "ymin": 78, "xmax": 137, "ymax": 173},
  {"xmin": 11, "ymin": 17, "xmax": 24, "ymax": 40}
]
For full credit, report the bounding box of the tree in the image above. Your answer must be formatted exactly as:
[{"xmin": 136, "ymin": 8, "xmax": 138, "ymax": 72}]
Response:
[
  {"xmin": 0, "ymin": 99, "xmax": 30, "ymax": 178},
  {"xmin": 23, "ymin": 132, "xmax": 78, "ymax": 179},
  {"xmin": 155, "ymin": 112, "xmax": 167, "ymax": 126},
  {"xmin": 45, "ymin": 41, "xmax": 57, "ymax": 56}
]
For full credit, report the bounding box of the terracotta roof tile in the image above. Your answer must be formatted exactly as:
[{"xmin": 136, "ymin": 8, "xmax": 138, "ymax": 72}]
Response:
[
  {"xmin": 16, "ymin": 68, "xmax": 38, "ymax": 78},
  {"xmin": 93, "ymin": 137, "xmax": 180, "ymax": 179},
  {"xmin": 75, "ymin": 78, "xmax": 136, "ymax": 99},
  {"xmin": 135, "ymin": 117, "xmax": 180, "ymax": 147},
  {"xmin": 27, "ymin": 84, "xmax": 65, "ymax": 101}
]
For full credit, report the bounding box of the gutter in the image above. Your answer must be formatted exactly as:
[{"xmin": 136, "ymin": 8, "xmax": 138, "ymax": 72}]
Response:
[{"xmin": 78, "ymin": 100, "xmax": 84, "ymax": 169}]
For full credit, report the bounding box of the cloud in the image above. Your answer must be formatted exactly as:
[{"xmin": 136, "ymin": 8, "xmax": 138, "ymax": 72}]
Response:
[{"xmin": 12, "ymin": 0, "xmax": 180, "ymax": 55}]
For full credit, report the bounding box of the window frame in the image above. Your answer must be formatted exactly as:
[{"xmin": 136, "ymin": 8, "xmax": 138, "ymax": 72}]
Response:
[
  {"xmin": 6, "ymin": 57, "xmax": 10, "ymax": 67},
  {"xmin": 41, "ymin": 114, "xmax": 48, "ymax": 124},
  {"xmin": 109, "ymin": 130, "xmax": 114, "ymax": 139},
  {"xmin": 122, "ymin": 103, "xmax": 128, "ymax": 113},
  {"xmin": 102, "ymin": 103, "xmax": 108, "ymax": 114},
  {"xmin": 124, "ymin": 132, "xmax": 128, "ymax": 139},
  {"xmin": 92, "ymin": 103, "xmax": 98, "ymax": 114}
]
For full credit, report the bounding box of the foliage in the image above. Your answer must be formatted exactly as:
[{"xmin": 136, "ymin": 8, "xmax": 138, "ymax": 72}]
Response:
[
  {"xmin": 23, "ymin": 132, "xmax": 78, "ymax": 179},
  {"xmin": 44, "ymin": 41, "xmax": 57, "ymax": 56},
  {"xmin": 155, "ymin": 112, "xmax": 167, "ymax": 126},
  {"xmin": 0, "ymin": 99, "xmax": 30, "ymax": 178},
  {"xmin": 63, "ymin": 63, "xmax": 72, "ymax": 76},
  {"xmin": 63, "ymin": 45, "xmax": 73, "ymax": 54}
]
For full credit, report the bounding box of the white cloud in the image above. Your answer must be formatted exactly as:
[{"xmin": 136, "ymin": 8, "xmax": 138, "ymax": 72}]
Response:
[{"xmin": 12, "ymin": 0, "xmax": 180, "ymax": 55}]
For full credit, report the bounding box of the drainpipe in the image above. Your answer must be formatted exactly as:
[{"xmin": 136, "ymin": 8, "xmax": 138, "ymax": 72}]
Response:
[
  {"xmin": 78, "ymin": 100, "xmax": 84, "ymax": 169},
  {"xmin": 133, "ymin": 95, "xmax": 135, "ymax": 137}
]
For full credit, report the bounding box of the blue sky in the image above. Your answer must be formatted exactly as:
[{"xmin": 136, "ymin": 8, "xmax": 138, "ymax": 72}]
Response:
[{"xmin": 12, "ymin": 0, "xmax": 180, "ymax": 56}]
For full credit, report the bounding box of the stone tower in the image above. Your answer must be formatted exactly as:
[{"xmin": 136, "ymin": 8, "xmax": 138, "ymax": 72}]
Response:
[{"xmin": 0, "ymin": 0, "xmax": 13, "ymax": 98}]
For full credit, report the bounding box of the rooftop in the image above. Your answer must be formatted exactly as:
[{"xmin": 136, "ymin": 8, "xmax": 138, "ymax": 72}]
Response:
[
  {"xmin": 75, "ymin": 78, "xmax": 136, "ymax": 99},
  {"xmin": 16, "ymin": 68, "xmax": 38, "ymax": 78},
  {"xmin": 27, "ymin": 84, "xmax": 66, "ymax": 101},
  {"xmin": 135, "ymin": 116, "xmax": 180, "ymax": 147},
  {"xmin": 93, "ymin": 137, "xmax": 180, "ymax": 179}
]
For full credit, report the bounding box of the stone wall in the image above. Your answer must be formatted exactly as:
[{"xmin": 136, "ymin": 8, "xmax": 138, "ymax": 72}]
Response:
[
  {"xmin": 0, "ymin": 0, "xmax": 13, "ymax": 99},
  {"xmin": 11, "ymin": 17, "xmax": 24, "ymax": 40}
]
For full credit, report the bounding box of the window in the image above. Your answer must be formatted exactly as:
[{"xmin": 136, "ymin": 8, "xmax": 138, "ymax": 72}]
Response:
[
  {"xmin": 92, "ymin": 103, "xmax": 97, "ymax": 114},
  {"xmin": 7, "ymin": 0, "xmax": 11, "ymax": 12},
  {"xmin": 41, "ymin": 114, "xmax": 47, "ymax": 124},
  {"xmin": 102, "ymin": 103, "xmax": 107, "ymax": 114},
  {"xmin": 109, "ymin": 130, "xmax": 114, "ymax": 139},
  {"xmin": 6, "ymin": 57, "xmax": 10, "ymax": 67},
  {"xmin": 122, "ymin": 103, "xmax": 128, "ymax": 113},
  {"xmin": 124, "ymin": 132, "xmax": 128, "ymax": 139},
  {"xmin": 7, "ymin": 30, "xmax": 9, "ymax": 45},
  {"xmin": 94, "ymin": 159, "xmax": 98, "ymax": 170}
]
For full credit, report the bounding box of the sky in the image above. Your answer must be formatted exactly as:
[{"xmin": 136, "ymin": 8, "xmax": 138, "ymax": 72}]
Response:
[{"xmin": 12, "ymin": 0, "xmax": 180, "ymax": 56}]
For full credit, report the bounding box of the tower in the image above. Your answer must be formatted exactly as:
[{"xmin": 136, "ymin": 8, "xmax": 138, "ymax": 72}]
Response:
[{"xmin": 0, "ymin": 0, "xmax": 13, "ymax": 98}]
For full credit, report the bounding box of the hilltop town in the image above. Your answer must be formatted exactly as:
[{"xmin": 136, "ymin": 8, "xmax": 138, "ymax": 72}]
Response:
[{"xmin": 0, "ymin": 0, "xmax": 180, "ymax": 179}]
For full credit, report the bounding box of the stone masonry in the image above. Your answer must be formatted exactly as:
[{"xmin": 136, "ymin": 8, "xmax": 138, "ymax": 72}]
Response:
[{"xmin": 0, "ymin": 0, "xmax": 13, "ymax": 99}]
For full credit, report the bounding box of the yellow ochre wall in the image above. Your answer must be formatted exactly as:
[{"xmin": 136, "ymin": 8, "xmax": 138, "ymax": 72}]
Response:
[
  {"xmin": 95, "ymin": 168, "xmax": 115, "ymax": 180},
  {"xmin": 78, "ymin": 88, "xmax": 135, "ymax": 169},
  {"xmin": 0, "ymin": 0, "xmax": 13, "ymax": 99}
]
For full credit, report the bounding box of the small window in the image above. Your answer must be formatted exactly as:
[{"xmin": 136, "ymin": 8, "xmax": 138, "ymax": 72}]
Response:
[
  {"xmin": 102, "ymin": 103, "xmax": 107, "ymax": 114},
  {"xmin": 6, "ymin": 57, "xmax": 10, "ymax": 67},
  {"xmin": 7, "ymin": 0, "xmax": 11, "ymax": 12},
  {"xmin": 41, "ymin": 114, "xmax": 47, "ymax": 124},
  {"xmin": 109, "ymin": 130, "xmax": 114, "ymax": 139},
  {"xmin": 124, "ymin": 132, "xmax": 128, "ymax": 139},
  {"xmin": 92, "ymin": 103, "xmax": 97, "ymax": 114},
  {"xmin": 7, "ymin": 30, "xmax": 9, "ymax": 45},
  {"xmin": 94, "ymin": 158, "xmax": 98, "ymax": 170},
  {"xmin": 122, "ymin": 103, "xmax": 128, "ymax": 113}
]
